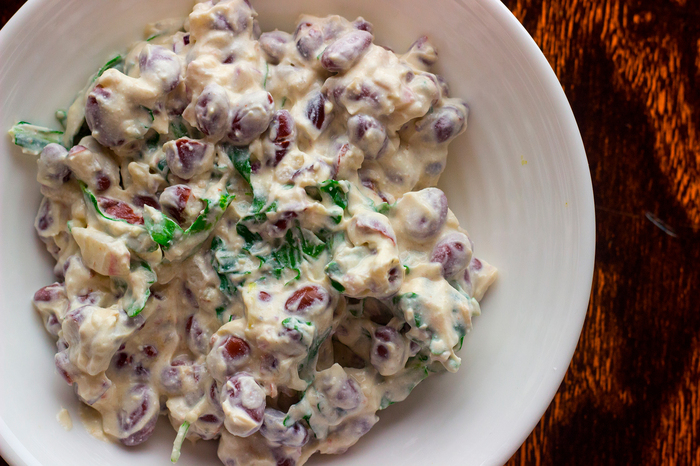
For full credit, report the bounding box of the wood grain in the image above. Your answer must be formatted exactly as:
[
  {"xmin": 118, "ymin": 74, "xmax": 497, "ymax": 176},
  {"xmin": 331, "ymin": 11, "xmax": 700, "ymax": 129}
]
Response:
[
  {"xmin": 1, "ymin": 1, "xmax": 700, "ymax": 465},
  {"xmin": 502, "ymin": 0, "xmax": 700, "ymax": 464}
]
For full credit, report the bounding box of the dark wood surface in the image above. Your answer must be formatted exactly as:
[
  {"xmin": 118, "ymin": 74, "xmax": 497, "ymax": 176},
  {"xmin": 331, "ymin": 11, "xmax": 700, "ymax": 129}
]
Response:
[{"xmin": 2, "ymin": 0, "xmax": 700, "ymax": 465}]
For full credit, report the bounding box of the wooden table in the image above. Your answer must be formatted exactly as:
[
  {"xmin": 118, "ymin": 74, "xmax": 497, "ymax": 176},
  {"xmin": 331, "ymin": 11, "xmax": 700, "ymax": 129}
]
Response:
[{"xmin": 2, "ymin": 0, "xmax": 699, "ymax": 464}]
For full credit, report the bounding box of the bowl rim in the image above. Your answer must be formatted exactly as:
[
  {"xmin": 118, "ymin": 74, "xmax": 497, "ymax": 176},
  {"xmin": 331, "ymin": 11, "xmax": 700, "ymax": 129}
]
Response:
[{"xmin": 0, "ymin": 0, "xmax": 595, "ymax": 464}]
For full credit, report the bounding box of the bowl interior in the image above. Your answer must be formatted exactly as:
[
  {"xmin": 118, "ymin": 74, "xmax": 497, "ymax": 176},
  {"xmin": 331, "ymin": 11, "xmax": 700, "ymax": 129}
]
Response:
[{"xmin": 0, "ymin": 0, "xmax": 594, "ymax": 465}]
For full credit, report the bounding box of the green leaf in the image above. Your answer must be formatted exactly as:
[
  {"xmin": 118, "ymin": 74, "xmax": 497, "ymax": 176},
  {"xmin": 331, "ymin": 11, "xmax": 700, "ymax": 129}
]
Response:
[
  {"xmin": 329, "ymin": 279, "xmax": 345, "ymax": 293},
  {"xmin": 94, "ymin": 55, "xmax": 123, "ymax": 82},
  {"xmin": 170, "ymin": 420, "xmax": 190, "ymax": 463},
  {"xmin": 144, "ymin": 209, "xmax": 182, "ymax": 249},
  {"xmin": 145, "ymin": 131, "xmax": 160, "ymax": 152},
  {"xmin": 224, "ymin": 144, "xmax": 252, "ymax": 184},
  {"xmin": 9, "ymin": 122, "xmax": 64, "ymax": 155},
  {"xmin": 81, "ymin": 182, "xmax": 138, "ymax": 226},
  {"xmin": 146, "ymin": 33, "xmax": 162, "ymax": 42},
  {"xmin": 123, "ymin": 262, "xmax": 156, "ymax": 317},
  {"xmin": 170, "ymin": 117, "xmax": 189, "ymax": 139},
  {"xmin": 236, "ymin": 223, "xmax": 262, "ymax": 249},
  {"xmin": 319, "ymin": 180, "xmax": 348, "ymax": 210}
]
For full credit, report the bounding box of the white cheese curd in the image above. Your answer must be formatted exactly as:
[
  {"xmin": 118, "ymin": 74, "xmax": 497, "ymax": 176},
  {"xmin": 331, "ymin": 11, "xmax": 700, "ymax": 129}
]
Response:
[{"xmin": 12, "ymin": 1, "xmax": 497, "ymax": 464}]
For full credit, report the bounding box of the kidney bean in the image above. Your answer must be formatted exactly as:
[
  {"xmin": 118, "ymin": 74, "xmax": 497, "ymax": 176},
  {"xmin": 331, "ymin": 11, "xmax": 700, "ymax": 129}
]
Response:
[
  {"xmin": 195, "ymin": 83, "xmax": 231, "ymax": 137},
  {"xmin": 294, "ymin": 22, "xmax": 323, "ymax": 59},
  {"xmin": 54, "ymin": 351, "xmax": 76, "ymax": 385},
  {"xmin": 416, "ymin": 104, "xmax": 467, "ymax": 144},
  {"xmin": 352, "ymin": 215, "xmax": 396, "ymax": 244},
  {"xmin": 117, "ymin": 384, "xmax": 158, "ymax": 444},
  {"xmin": 402, "ymin": 188, "xmax": 448, "ymax": 239},
  {"xmin": 165, "ymin": 138, "xmax": 211, "ymax": 179},
  {"xmin": 259, "ymin": 31, "xmax": 291, "ymax": 63},
  {"xmin": 347, "ymin": 114, "xmax": 387, "ymax": 160},
  {"xmin": 370, "ymin": 326, "xmax": 406, "ymax": 376},
  {"xmin": 306, "ymin": 92, "xmax": 332, "ymax": 132},
  {"xmin": 430, "ymin": 232, "xmax": 472, "ymax": 277},
  {"xmin": 321, "ymin": 30, "xmax": 373, "ymax": 72},
  {"xmin": 94, "ymin": 170, "xmax": 111, "ymax": 192},
  {"xmin": 159, "ymin": 184, "xmax": 192, "ymax": 224},
  {"xmin": 266, "ymin": 110, "xmax": 296, "ymax": 167},
  {"xmin": 284, "ymin": 285, "xmax": 329, "ymax": 314},
  {"xmin": 260, "ymin": 408, "xmax": 310, "ymax": 448},
  {"xmin": 141, "ymin": 345, "xmax": 158, "ymax": 358},
  {"xmin": 325, "ymin": 374, "xmax": 362, "ymax": 411},
  {"xmin": 35, "ymin": 198, "xmax": 54, "ymax": 233},
  {"xmin": 37, "ymin": 143, "xmax": 71, "ymax": 186},
  {"xmin": 132, "ymin": 195, "xmax": 160, "ymax": 209},
  {"xmin": 186, "ymin": 314, "xmax": 209, "ymax": 355},
  {"xmin": 85, "ymin": 86, "xmax": 129, "ymax": 147},
  {"xmin": 436, "ymin": 75, "xmax": 450, "ymax": 97},
  {"xmin": 227, "ymin": 91, "xmax": 274, "ymax": 145},
  {"xmin": 139, "ymin": 45, "xmax": 182, "ymax": 92},
  {"xmin": 220, "ymin": 373, "xmax": 265, "ymax": 437},
  {"xmin": 97, "ymin": 197, "xmax": 143, "ymax": 224},
  {"xmin": 221, "ymin": 335, "xmax": 251, "ymax": 362},
  {"xmin": 407, "ymin": 36, "xmax": 438, "ymax": 67},
  {"xmin": 353, "ymin": 18, "xmax": 373, "ymax": 33}
]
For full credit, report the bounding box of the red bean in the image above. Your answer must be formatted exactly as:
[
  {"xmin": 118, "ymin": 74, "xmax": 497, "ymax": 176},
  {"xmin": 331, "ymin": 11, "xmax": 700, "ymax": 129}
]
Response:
[
  {"xmin": 38, "ymin": 143, "xmax": 71, "ymax": 185},
  {"xmin": 259, "ymin": 31, "xmax": 291, "ymax": 63},
  {"xmin": 97, "ymin": 197, "xmax": 144, "ymax": 224},
  {"xmin": 327, "ymin": 376, "xmax": 362, "ymax": 410},
  {"xmin": 321, "ymin": 30, "xmax": 373, "ymax": 72},
  {"xmin": 266, "ymin": 110, "xmax": 296, "ymax": 167},
  {"xmin": 85, "ymin": 86, "xmax": 127, "ymax": 147},
  {"xmin": 142, "ymin": 345, "xmax": 158, "ymax": 358},
  {"xmin": 259, "ymin": 291, "xmax": 272, "ymax": 302},
  {"xmin": 186, "ymin": 314, "xmax": 209, "ymax": 355},
  {"xmin": 260, "ymin": 408, "xmax": 310, "ymax": 447},
  {"xmin": 430, "ymin": 233, "xmax": 472, "ymax": 277},
  {"xmin": 54, "ymin": 351, "xmax": 75, "ymax": 385},
  {"xmin": 132, "ymin": 195, "xmax": 160, "ymax": 209},
  {"xmin": 294, "ymin": 22, "xmax": 323, "ymax": 59},
  {"xmin": 195, "ymin": 83, "xmax": 231, "ymax": 137},
  {"xmin": 221, "ymin": 373, "xmax": 265, "ymax": 437},
  {"xmin": 353, "ymin": 215, "xmax": 396, "ymax": 244},
  {"xmin": 221, "ymin": 335, "xmax": 251, "ymax": 361},
  {"xmin": 347, "ymin": 114, "xmax": 388, "ymax": 160},
  {"xmin": 227, "ymin": 91, "xmax": 274, "ymax": 145},
  {"xmin": 415, "ymin": 104, "xmax": 467, "ymax": 144},
  {"xmin": 139, "ymin": 45, "xmax": 181, "ymax": 92},
  {"xmin": 284, "ymin": 285, "xmax": 329, "ymax": 314},
  {"xmin": 166, "ymin": 138, "xmax": 210, "ymax": 179},
  {"xmin": 34, "ymin": 198, "xmax": 55, "ymax": 233},
  {"xmin": 353, "ymin": 18, "xmax": 373, "ymax": 33},
  {"xmin": 407, "ymin": 36, "xmax": 438, "ymax": 66},
  {"xmin": 402, "ymin": 188, "xmax": 448, "ymax": 239},
  {"xmin": 159, "ymin": 184, "xmax": 192, "ymax": 224},
  {"xmin": 94, "ymin": 170, "xmax": 111, "ymax": 192},
  {"xmin": 117, "ymin": 385, "xmax": 158, "ymax": 446},
  {"xmin": 305, "ymin": 93, "xmax": 331, "ymax": 132}
]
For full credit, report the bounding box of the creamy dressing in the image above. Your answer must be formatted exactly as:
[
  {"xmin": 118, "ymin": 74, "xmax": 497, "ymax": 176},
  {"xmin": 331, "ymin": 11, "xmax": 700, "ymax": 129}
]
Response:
[{"xmin": 20, "ymin": 1, "xmax": 497, "ymax": 464}]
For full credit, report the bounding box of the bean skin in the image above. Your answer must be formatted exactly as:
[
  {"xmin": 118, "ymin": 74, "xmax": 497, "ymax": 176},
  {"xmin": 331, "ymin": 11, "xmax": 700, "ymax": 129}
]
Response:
[
  {"xmin": 321, "ymin": 30, "xmax": 373, "ymax": 72},
  {"xmin": 347, "ymin": 114, "xmax": 388, "ymax": 160},
  {"xmin": 259, "ymin": 31, "xmax": 291, "ymax": 63},
  {"xmin": 284, "ymin": 285, "xmax": 329, "ymax": 314},
  {"xmin": 195, "ymin": 83, "xmax": 231, "ymax": 137},
  {"xmin": 430, "ymin": 232, "xmax": 472, "ymax": 277},
  {"xmin": 227, "ymin": 91, "xmax": 274, "ymax": 145},
  {"xmin": 165, "ymin": 138, "xmax": 212, "ymax": 179}
]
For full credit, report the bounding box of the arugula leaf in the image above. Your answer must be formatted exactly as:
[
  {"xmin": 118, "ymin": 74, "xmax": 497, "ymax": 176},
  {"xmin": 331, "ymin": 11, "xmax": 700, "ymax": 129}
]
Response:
[
  {"xmin": 170, "ymin": 117, "xmax": 189, "ymax": 139},
  {"xmin": 9, "ymin": 122, "xmax": 64, "ymax": 155},
  {"xmin": 236, "ymin": 223, "xmax": 262, "ymax": 249},
  {"xmin": 144, "ymin": 207, "xmax": 182, "ymax": 249},
  {"xmin": 319, "ymin": 180, "xmax": 348, "ymax": 210},
  {"xmin": 94, "ymin": 55, "xmax": 124, "ymax": 82},
  {"xmin": 170, "ymin": 420, "xmax": 190, "ymax": 463},
  {"xmin": 123, "ymin": 262, "xmax": 156, "ymax": 317},
  {"xmin": 224, "ymin": 144, "xmax": 252, "ymax": 184}
]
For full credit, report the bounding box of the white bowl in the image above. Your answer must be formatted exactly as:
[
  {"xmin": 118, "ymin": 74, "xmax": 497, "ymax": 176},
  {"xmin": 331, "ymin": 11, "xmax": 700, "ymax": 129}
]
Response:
[{"xmin": 0, "ymin": 0, "xmax": 595, "ymax": 465}]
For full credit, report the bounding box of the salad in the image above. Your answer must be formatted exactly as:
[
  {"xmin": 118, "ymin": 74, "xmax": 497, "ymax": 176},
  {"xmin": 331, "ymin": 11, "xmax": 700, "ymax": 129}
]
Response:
[{"xmin": 9, "ymin": 0, "xmax": 496, "ymax": 464}]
